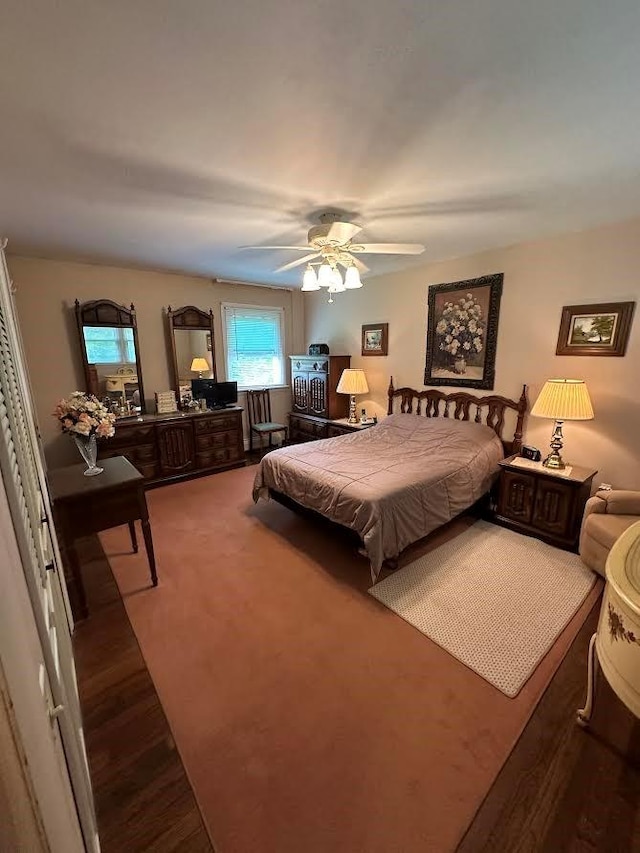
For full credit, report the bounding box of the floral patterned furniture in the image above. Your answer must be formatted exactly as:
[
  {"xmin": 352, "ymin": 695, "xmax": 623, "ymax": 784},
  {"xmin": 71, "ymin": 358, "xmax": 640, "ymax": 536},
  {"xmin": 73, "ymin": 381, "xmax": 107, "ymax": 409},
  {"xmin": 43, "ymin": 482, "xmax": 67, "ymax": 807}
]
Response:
[
  {"xmin": 578, "ymin": 520, "xmax": 640, "ymax": 725},
  {"xmin": 579, "ymin": 490, "xmax": 640, "ymax": 577}
]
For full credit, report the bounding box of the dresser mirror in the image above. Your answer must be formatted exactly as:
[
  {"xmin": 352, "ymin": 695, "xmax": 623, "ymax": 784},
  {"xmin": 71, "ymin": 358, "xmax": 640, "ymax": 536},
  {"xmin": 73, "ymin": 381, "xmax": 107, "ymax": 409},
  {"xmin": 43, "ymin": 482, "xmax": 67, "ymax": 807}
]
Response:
[
  {"xmin": 166, "ymin": 305, "xmax": 217, "ymax": 407},
  {"xmin": 75, "ymin": 298, "xmax": 146, "ymax": 416}
]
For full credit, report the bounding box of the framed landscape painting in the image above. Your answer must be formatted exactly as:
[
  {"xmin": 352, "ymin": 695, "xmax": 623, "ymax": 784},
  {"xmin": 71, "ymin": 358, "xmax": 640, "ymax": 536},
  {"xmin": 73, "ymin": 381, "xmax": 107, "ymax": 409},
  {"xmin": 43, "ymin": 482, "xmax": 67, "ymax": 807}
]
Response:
[
  {"xmin": 424, "ymin": 273, "xmax": 503, "ymax": 389},
  {"xmin": 555, "ymin": 302, "xmax": 635, "ymax": 356},
  {"xmin": 361, "ymin": 323, "xmax": 389, "ymax": 356}
]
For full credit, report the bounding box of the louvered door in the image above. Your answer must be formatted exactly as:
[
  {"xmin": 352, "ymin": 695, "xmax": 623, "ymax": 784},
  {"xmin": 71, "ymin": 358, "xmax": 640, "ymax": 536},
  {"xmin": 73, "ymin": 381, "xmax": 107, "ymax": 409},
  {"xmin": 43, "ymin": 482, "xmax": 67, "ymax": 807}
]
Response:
[{"xmin": 0, "ymin": 244, "xmax": 99, "ymax": 851}]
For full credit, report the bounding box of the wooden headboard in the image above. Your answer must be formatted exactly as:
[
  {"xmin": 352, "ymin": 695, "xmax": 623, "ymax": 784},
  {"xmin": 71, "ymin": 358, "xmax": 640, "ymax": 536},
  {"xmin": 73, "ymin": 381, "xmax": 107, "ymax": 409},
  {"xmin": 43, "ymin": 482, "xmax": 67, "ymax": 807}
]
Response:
[{"xmin": 387, "ymin": 377, "xmax": 528, "ymax": 455}]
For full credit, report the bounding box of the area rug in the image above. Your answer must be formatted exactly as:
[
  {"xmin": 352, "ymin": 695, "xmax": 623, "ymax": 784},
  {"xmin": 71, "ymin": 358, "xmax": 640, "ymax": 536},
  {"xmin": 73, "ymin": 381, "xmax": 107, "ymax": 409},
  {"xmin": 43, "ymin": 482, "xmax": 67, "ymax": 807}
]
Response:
[
  {"xmin": 369, "ymin": 520, "xmax": 597, "ymax": 697},
  {"xmin": 100, "ymin": 466, "xmax": 602, "ymax": 853}
]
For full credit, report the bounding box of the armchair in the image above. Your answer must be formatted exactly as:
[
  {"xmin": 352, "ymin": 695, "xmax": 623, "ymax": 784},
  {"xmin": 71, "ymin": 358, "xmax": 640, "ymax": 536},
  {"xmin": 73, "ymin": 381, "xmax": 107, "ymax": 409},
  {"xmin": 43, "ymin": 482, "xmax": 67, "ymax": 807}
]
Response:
[{"xmin": 579, "ymin": 490, "xmax": 640, "ymax": 576}]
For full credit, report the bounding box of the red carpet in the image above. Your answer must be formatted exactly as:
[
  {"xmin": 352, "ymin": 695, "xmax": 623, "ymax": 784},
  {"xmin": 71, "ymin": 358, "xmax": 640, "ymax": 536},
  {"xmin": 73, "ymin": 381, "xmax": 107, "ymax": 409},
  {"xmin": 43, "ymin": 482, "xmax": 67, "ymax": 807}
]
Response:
[{"xmin": 101, "ymin": 465, "xmax": 600, "ymax": 853}]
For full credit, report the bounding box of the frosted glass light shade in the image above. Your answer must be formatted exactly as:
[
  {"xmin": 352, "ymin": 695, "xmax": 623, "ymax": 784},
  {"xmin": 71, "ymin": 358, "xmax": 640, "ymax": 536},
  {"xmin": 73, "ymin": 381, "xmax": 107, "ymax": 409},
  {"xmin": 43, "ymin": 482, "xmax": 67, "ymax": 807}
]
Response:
[
  {"xmin": 344, "ymin": 265, "xmax": 362, "ymax": 289},
  {"xmin": 190, "ymin": 357, "xmax": 210, "ymax": 373},
  {"xmin": 317, "ymin": 262, "xmax": 334, "ymax": 287},
  {"xmin": 531, "ymin": 379, "xmax": 594, "ymax": 420},
  {"xmin": 301, "ymin": 265, "xmax": 320, "ymax": 291},
  {"xmin": 336, "ymin": 368, "xmax": 369, "ymax": 395}
]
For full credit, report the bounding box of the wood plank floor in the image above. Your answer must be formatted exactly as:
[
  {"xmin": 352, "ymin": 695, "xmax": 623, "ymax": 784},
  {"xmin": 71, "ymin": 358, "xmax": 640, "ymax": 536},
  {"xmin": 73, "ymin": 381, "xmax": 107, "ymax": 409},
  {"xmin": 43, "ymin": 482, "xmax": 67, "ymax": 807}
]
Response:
[
  {"xmin": 460, "ymin": 602, "xmax": 640, "ymax": 852},
  {"xmin": 72, "ymin": 534, "xmax": 640, "ymax": 853},
  {"xmin": 72, "ymin": 536, "xmax": 213, "ymax": 853}
]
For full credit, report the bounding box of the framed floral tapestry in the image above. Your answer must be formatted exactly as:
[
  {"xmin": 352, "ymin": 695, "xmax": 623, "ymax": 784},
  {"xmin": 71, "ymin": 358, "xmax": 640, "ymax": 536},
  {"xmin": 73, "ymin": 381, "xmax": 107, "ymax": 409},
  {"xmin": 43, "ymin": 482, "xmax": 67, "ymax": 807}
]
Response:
[
  {"xmin": 555, "ymin": 302, "xmax": 635, "ymax": 356},
  {"xmin": 424, "ymin": 273, "xmax": 503, "ymax": 389}
]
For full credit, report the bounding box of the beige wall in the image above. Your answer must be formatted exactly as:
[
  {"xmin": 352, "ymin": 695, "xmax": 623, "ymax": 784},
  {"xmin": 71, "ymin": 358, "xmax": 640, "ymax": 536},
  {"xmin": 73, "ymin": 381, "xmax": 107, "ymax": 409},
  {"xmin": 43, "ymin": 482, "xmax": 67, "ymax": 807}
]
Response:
[
  {"xmin": 9, "ymin": 255, "xmax": 303, "ymax": 467},
  {"xmin": 306, "ymin": 217, "xmax": 640, "ymax": 489}
]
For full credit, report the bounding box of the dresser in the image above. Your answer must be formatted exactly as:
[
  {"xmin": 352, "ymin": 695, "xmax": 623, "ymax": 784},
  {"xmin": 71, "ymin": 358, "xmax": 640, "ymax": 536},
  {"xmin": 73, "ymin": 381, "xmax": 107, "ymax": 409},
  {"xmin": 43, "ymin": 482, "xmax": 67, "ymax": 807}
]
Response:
[
  {"xmin": 289, "ymin": 354, "xmax": 351, "ymax": 444},
  {"xmin": 578, "ymin": 520, "xmax": 640, "ymax": 726},
  {"xmin": 98, "ymin": 407, "xmax": 245, "ymax": 486},
  {"xmin": 290, "ymin": 354, "xmax": 350, "ymax": 420}
]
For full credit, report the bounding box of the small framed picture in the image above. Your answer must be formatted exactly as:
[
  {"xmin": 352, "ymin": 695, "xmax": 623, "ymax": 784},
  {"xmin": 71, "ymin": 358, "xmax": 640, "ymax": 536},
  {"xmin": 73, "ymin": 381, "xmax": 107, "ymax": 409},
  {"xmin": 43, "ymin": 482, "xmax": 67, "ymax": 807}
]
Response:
[
  {"xmin": 361, "ymin": 323, "xmax": 389, "ymax": 356},
  {"xmin": 555, "ymin": 302, "xmax": 635, "ymax": 356}
]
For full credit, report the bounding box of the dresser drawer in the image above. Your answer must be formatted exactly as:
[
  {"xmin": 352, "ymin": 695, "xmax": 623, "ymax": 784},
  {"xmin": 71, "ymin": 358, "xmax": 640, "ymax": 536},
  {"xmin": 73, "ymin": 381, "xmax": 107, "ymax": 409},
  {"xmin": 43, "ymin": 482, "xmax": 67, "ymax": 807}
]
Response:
[
  {"xmin": 195, "ymin": 413, "xmax": 241, "ymax": 434},
  {"xmin": 290, "ymin": 416, "xmax": 328, "ymax": 439},
  {"xmin": 195, "ymin": 430, "xmax": 237, "ymax": 451},
  {"xmin": 108, "ymin": 425, "xmax": 155, "ymax": 448},
  {"xmin": 196, "ymin": 445, "xmax": 244, "ymax": 469}
]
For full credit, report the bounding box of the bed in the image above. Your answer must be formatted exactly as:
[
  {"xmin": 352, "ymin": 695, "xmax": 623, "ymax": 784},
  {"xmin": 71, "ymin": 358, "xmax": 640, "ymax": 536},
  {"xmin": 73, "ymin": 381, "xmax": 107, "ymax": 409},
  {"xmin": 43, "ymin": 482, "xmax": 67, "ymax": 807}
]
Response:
[{"xmin": 253, "ymin": 378, "xmax": 527, "ymax": 581}]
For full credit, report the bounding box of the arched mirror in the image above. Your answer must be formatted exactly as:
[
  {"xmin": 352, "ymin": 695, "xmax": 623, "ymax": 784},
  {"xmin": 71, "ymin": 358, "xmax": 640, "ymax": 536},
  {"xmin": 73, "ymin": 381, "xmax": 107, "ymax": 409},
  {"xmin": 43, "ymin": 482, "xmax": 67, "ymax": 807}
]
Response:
[
  {"xmin": 167, "ymin": 305, "xmax": 217, "ymax": 407},
  {"xmin": 75, "ymin": 298, "xmax": 146, "ymax": 416}
]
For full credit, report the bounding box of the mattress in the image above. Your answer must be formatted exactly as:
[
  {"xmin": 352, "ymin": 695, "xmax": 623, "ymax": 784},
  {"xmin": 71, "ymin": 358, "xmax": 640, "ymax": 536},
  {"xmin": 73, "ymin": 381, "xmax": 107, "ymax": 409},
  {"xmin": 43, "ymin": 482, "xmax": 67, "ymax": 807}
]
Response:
[{"xmin": 252, "ymin": 413, "xmax": 504, "ymax": 580}]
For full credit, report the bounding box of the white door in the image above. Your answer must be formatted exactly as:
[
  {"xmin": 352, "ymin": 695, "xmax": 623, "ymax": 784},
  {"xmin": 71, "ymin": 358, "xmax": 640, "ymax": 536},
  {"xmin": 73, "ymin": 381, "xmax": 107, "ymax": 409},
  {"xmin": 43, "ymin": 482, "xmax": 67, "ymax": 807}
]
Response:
[{"xmin": 0, "ymin": 242, "xmax": 99, "ymax": 852}]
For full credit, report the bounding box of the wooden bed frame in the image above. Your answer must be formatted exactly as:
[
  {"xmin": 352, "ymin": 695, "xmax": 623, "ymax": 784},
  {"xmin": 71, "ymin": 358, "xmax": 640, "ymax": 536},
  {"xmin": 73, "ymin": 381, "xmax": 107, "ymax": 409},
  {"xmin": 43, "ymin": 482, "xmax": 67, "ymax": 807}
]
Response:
[{"xmin": 387, "ymin": 377, "xmax": 528, "ymax": 456}]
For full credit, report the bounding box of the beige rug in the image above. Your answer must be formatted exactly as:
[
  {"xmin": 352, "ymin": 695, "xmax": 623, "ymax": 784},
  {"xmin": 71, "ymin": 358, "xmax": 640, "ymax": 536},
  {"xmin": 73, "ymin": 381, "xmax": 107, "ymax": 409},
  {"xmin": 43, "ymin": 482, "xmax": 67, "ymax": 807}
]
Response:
[{"xmin": 369, "ymin": 520, "xmax": 597, "ymax": 697}]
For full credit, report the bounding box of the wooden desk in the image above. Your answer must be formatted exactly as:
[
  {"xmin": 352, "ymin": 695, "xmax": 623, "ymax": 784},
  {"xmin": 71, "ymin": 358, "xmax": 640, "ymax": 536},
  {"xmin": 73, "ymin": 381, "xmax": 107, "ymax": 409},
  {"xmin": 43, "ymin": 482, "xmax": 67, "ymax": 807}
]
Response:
[{"xmin": 49, "ymin": 456, "xmax": 157, "ymax": 620}]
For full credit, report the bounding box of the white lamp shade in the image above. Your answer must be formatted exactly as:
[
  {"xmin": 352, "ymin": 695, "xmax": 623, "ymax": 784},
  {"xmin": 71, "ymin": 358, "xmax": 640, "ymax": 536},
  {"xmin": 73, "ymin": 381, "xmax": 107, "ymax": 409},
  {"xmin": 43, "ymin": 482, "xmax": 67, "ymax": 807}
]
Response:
[
  {"xmin": 531, "ymin": 379, "xmax": 594, "ymax": 420},
  {"xmin": 336, "ymin": 368, "xmax": 369, "ymax": 395},
  {"xmin": 317, "ymin": 262, "xmax": 334, "ymax": 287},
  {"xmin": 344, "ymin": 265, "xmax": 363, "ymax": 289},
  {"xmin": 190, "ymin": 357, "xmax": 210, "ymax": 373},
  {"xmin": 301, "ymin": 265, "xmax": 320, "ymax": 291}
]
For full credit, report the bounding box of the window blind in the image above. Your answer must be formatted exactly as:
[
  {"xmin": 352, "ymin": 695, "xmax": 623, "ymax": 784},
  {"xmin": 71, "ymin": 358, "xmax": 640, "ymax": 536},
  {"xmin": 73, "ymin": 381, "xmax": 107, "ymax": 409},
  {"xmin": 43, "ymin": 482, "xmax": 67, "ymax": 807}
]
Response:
[{"xmin": 223, "ymin": 304, "xmax": 285, "ymax": 388}]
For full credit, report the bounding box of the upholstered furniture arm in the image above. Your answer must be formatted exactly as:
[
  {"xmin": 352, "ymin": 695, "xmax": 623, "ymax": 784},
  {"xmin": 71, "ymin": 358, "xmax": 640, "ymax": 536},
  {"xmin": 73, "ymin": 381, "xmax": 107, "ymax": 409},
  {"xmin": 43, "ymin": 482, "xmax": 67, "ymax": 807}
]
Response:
[{"xmin": 587, "ymin": 490, "xmax": 640, "ymax": 516}]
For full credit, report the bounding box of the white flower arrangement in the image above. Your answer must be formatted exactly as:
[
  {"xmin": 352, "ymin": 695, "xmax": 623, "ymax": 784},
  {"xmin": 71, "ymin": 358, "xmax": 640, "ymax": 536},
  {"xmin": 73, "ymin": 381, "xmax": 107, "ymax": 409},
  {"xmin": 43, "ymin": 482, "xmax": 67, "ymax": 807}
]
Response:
[
  {"xmin": 436, "ymin": 293, "xmax": 485, "ymax": 360},
  {"xmin": 53, "ymin": 392, "xmax": 116, "ymax": 439}
]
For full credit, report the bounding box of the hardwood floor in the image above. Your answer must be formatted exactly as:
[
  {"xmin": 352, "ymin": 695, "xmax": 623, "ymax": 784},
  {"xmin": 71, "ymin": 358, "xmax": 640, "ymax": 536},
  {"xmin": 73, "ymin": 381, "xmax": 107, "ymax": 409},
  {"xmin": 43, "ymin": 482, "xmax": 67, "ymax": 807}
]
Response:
[
  {"xmin": 72, "ymin": 532, "xmax": 640, "ymax": 853},
  {"xmin": 72, "ymin": 535, "xmax": 213, "ymax": 853},
  {"xmin": 459, "ymin": 601, "xmax": 640, "ymax": 852}
]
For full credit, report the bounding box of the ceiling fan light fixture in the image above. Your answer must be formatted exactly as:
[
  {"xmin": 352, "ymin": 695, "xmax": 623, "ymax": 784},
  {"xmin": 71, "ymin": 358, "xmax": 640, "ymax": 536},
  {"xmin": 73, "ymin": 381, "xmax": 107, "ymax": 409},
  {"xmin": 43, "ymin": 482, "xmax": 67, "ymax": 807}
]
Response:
[
  {"xmin": 331, "ymin": 268, "xmax": 345, "ymax": 290},
  {"xmin": 344, "ymin": 264, "xmax": 362, "ymax": 289},
  {"xmin": 301, "ymin": 264, "xmax": 320, "ymax": 291},
  {"xmin": 317, "ymin": 262, "xmax": 334, "ymax": 287}
]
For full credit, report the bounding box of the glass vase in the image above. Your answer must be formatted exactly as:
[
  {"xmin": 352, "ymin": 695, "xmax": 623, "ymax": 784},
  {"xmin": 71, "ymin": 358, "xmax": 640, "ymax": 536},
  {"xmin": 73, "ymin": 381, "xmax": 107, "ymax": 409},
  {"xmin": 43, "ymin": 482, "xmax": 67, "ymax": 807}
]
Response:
[
  {"xmin": 73, "ymin": 433, "xmax": 103, "ymax": 477},
  {"xmin": 453, "ymin": 356, "xmax": 467, "ymax": 375}
]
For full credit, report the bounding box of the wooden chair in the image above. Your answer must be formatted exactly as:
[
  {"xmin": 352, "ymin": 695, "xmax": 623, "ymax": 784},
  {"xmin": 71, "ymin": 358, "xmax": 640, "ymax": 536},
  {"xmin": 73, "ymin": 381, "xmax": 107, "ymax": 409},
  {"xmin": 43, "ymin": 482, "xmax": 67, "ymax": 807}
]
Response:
[{"xmin": 246, "ymin": 389, "xmax": 288, "ymax": 456}]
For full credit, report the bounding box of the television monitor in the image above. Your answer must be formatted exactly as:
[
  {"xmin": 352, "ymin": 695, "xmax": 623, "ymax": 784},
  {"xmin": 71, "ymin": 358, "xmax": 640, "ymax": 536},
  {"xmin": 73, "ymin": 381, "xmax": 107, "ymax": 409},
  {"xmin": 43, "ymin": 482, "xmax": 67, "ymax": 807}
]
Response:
[{"xmin": 191, "ymin": 379, "xmax": 238, "ymax": 409}]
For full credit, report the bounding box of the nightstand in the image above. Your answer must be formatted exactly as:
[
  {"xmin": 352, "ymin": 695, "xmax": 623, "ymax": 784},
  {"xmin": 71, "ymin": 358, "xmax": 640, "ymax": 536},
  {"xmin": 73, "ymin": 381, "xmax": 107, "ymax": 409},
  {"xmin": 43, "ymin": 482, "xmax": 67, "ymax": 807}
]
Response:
[
  {"xmin": 326, "ymin": 418, "xmax": 378, "ymax": 437},
  {"xmin": 494, "ymin": 455, "xmax": 598, "ymax": 551}
]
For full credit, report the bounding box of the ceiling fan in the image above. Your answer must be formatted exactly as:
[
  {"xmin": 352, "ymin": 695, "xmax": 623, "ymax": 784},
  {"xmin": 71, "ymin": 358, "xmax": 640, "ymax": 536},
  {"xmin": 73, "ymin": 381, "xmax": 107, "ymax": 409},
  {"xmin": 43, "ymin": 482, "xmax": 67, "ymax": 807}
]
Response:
[{"xmin": 240, "ymin": 212, "xmax": 425, "ymax": 300}]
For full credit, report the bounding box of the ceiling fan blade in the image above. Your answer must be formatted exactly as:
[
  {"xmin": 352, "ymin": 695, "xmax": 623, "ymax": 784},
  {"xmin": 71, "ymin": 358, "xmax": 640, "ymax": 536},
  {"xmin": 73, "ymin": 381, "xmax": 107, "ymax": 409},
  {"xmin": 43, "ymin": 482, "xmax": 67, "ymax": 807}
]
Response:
[
  {"xmin": 275, "ymin": 252, "xmax": 321, "ymax": 273},
  {"xmin": 326, "ymin": 221, "xmax": 362, "ymax": 243},
  {"xmin": 350, "ymin": 243, "xmax": 425, "ymax": 255},
  {"xmin": 351, "ymin": 256, "xmax": 370, "ymax": 274},
  {"xmin": 239, "ymin": 245, "xmax": 313, "ymax": 251}
]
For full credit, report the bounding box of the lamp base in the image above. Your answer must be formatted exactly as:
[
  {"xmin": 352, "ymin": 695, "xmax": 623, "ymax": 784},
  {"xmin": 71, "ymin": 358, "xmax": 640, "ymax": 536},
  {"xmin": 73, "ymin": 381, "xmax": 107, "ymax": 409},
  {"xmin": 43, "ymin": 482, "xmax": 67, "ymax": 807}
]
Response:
[
  {"xmin": 347, "ymin": 395, "xmax": 358, "ymax": 424},
  {"xmin": 542, "ymin": 419, "xmax": 566, "ymax": 470}
]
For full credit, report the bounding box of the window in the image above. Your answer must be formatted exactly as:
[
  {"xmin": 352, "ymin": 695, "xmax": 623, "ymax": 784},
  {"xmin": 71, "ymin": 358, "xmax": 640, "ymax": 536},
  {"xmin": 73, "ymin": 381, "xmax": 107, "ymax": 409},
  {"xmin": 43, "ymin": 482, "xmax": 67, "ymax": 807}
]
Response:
[
  {"xmin": 222, "ymin": 304, "xmax": 285, "ymax": 389},
  {"xmin": 83, "ymin": 326, "xmax": 135, "ymax": 364}
]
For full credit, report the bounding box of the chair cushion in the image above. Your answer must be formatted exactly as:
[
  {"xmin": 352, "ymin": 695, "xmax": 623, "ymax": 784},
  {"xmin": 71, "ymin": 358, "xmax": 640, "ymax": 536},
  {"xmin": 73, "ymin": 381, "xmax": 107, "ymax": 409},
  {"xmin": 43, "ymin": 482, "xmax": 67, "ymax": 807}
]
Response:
[
  {"xmin": 584, "ymin": 513, "xmax": 639, "ymax": 550},
  {"xmin": 252, "ymin": 422, "xmax": 286, "ymax": 432}
]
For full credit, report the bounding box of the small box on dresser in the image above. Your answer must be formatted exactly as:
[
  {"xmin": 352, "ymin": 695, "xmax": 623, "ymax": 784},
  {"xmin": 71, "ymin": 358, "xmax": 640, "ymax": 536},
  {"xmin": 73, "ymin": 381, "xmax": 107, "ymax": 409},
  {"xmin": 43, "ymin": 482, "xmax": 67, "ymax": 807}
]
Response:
[{"xmin": 494, "ymin": 455, "xmax": 598, "ymax": 551}]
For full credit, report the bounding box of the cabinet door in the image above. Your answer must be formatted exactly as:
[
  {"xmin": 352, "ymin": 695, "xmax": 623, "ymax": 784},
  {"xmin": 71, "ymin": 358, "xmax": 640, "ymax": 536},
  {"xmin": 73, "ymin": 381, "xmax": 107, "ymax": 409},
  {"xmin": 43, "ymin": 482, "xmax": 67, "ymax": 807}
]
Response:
[
  {"xmin": 532, "ymin": 480, "xmax": 572, "ymax": 538},
  {"xmin": 292, "ymin": 372, "xmax": 308, "ymax": 412},
  {"xmin": 308, "ymin": 372, "xmax": 328, "ymax": 417},
  {"xmin": 157, "ymin": 422, "xmax": 194, "ymax": 475},
  {"xmin": 498, "ymin": 471, "xmax": 535, "ymax": 523}
]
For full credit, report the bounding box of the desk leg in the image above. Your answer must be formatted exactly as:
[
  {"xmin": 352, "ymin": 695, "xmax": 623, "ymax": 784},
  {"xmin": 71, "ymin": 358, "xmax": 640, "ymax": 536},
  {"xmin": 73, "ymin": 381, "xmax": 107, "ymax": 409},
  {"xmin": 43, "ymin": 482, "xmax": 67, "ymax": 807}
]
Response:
[
  {"xmin": 67, "ymin": 540, "xmax": 89, "ymax": 620},
  {"xmin": 128, "ymin": 520, "xmax": 139, "ymax": 553},
  {"xmin": 138, "ymin": 487, "xmax": 158, "ymax": 587}
]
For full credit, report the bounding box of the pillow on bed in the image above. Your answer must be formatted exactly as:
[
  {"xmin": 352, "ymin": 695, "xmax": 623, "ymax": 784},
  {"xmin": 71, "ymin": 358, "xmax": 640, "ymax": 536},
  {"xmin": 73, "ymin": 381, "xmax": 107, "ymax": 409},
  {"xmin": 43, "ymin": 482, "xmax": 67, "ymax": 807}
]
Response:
[{"xmin": 383, "ymin": 412, "xmax": 500, "ymax": 442}]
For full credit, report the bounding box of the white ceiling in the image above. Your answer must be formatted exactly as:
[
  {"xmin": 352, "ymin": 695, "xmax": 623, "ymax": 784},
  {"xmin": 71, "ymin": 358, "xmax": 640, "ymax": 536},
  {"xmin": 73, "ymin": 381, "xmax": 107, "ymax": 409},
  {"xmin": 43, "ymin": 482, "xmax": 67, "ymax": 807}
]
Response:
[{"xmin": 2, "ymin": 0, "xmax": 640, "ymax": 285}]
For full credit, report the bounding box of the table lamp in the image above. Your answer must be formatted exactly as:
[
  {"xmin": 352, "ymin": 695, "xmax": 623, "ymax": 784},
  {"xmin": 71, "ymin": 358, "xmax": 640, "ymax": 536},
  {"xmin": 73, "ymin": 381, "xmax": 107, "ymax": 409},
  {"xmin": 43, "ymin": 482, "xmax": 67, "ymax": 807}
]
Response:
[
  {"xmin": 190, "ymin": 357, "xmax": 210, "ymax": 379},
  {"xmin": 336, "ymin": 368, "xmax": 369, "ymax": 424},
  {"xmin": 530, "ymin": 378, "xmax": 594, "ymax": 469}
]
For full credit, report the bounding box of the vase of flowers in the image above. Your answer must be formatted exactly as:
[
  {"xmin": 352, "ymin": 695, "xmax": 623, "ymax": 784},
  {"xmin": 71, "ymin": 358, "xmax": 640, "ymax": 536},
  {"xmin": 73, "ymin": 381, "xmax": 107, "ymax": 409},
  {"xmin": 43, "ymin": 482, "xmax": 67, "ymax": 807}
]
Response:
[
  {"xmin": 435, "ymin": 293, "xmax": 485, "ymax": 373},
  {"xmin": 53, "ymin": 392, "xmax": 116, "ymax": 476}
]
